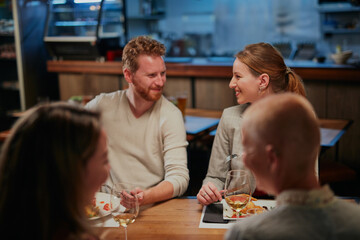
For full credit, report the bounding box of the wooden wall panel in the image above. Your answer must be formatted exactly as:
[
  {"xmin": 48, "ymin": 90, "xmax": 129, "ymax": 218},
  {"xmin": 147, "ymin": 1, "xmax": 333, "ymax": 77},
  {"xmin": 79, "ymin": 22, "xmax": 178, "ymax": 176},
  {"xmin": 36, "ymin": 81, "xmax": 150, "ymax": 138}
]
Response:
[
  {"xmin": 304, "ymin": 81, "xmax": 327, "ymax": 118},
  {"xmin": 58, "ymin": 73, "xmax": 120, "ymax": 100},
  {"xmin": 327, "ymin": 81, "xmax": 360, "ymax": 171},
  {"xmin": 195, "ymin": 78, "xmax": 236, "ymax": 110},
  {"xmin": 164, "ymin": 77, "xmax": 192, "ymax": 108},
  {"xmin": 120, "ymin": 77, "xmax": 128, "ymax": 90}
]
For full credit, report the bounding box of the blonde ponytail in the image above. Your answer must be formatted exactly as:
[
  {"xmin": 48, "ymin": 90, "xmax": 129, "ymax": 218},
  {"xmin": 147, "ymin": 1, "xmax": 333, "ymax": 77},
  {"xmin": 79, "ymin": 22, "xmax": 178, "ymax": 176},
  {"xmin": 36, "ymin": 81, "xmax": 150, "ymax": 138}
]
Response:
[{"xmin": 286, "ymin": 70, "xmax": 306, "ymax": 97}]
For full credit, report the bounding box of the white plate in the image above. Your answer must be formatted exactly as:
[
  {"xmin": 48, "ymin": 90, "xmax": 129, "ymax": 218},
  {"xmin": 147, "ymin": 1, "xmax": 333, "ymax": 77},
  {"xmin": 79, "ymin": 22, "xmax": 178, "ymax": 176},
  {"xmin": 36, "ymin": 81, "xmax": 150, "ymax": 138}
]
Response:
[
  {"xmin": 88, "ymin": 192, "xmax": 111, "ymax": 220},
  {"xmin": 223, "ymin": 199, "xmax": 276, "ymax": 220}
]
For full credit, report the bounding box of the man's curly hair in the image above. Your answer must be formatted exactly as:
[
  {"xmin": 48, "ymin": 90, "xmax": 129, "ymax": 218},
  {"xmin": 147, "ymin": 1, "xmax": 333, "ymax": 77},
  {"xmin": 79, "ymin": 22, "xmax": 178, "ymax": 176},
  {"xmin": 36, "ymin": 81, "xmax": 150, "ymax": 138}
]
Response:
[{"xmin": 122, "ymin": 36, "xmax": 166, "ymax": 73}]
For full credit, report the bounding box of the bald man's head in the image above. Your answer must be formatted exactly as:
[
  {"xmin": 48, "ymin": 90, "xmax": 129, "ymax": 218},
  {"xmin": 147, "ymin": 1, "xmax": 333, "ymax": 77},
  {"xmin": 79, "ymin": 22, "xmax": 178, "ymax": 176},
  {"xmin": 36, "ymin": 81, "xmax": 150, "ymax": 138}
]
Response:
[{"xmin": 242, "ymin": 93, "xmax": 320, "ymax": 184}]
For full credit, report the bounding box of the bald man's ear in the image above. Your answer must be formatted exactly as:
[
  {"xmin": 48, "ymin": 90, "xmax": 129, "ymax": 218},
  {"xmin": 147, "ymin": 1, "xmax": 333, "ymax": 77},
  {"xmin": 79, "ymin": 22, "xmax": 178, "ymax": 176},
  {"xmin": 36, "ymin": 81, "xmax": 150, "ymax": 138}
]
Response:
[
  {"xmin": 123, "ymin": 68, "xmax": 133, "ymax": 84},
  {"xmin": 259, "ymin": 73, "xmax": 270, "ymax": 89},
  {"xmin": 265, "ymin": 144, "xmax": 279, "ymax": 174}
]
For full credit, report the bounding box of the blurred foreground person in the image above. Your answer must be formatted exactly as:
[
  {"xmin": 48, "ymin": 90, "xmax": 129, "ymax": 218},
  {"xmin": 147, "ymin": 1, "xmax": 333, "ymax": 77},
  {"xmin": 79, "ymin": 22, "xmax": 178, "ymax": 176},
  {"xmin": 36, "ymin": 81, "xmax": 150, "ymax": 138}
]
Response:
[
  {"xmin": 198, "ymin": 42, "xmax": 305, "ymax": 205},
  {"xmin": 86, "ymin": 36, "xmax": 189, "ymax": 206},
  {"xmin": 225, "ymin": 93, "xmax": 360, "ymax": 240},
  {"xmin": 0, "ymin": 103, "xmax": 110, "ymax": 240}
]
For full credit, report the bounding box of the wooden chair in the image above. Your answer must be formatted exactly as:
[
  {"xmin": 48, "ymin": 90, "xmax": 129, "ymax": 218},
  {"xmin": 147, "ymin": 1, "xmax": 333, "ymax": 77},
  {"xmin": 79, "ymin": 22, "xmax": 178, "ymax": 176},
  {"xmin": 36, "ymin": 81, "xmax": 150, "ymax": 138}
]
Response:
[{"xmin": 319, "ymin": 159, "xmax": 357, "ymax": 185}]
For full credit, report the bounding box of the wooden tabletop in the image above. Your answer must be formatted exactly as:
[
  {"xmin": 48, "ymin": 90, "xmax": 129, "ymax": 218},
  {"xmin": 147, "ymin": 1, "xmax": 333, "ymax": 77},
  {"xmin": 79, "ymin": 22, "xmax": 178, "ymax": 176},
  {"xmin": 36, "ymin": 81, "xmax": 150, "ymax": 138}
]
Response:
[
  {"xmin": 185, "ymin": 109, "xmax": 221, "ymax": 142},
  {"xmin": 186, "ymin": 108, "xmax": 223, "ymax": 119},
  {"xmin": 318, "ymin": 118, "xmax": 352, "ymax": 130},
  {"xmin": 93, "ymin": 195, "xmax": 360, "ymax": 239},
  {"xmin": 93, "ymin": 198, "xmax": 226, "ymax": 240}
]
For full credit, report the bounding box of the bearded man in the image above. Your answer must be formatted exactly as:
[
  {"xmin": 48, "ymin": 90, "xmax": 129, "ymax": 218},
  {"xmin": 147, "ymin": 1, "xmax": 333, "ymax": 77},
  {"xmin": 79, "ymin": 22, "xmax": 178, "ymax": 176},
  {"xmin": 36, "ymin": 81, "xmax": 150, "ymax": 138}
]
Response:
[{"xmin": 86, "ymin": 36, "xmax": 189, "ymax": 206}]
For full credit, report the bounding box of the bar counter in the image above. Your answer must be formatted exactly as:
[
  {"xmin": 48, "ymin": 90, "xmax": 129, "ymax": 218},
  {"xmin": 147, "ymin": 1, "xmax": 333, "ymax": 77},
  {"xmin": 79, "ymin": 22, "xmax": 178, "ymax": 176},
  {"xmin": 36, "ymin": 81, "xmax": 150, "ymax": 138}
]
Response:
[{"xmin": 47, "ymin": 58, "xmax": 360, "ymax": 81}]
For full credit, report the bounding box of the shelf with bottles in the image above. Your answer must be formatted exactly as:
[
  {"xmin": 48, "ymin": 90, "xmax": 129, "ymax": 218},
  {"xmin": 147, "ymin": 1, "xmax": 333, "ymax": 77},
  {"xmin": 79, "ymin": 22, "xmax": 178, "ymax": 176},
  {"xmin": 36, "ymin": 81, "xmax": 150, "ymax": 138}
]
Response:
[
  {"xmin": 0, "ymin": 56, "xmax": 16, "ymax": 61},
  {"xmin": 321, "ymin": 24, "xmax": 360, "ymax": 36},
  {"xmin": 127, "ymin": 14, "xmax": 165, "ymax": 20},
  {"xmin": 0, "ymin": 87, "xmax": 21, "ymax": 116},
  {"xmin": 1, "ymin": 81, "xmax": 19, "ymax": 91},
  {"xmin": 0, "ymin": 8, "xmax": 20, "ymax": 114},
  {"xmin": 46, "ymin": 0, "xmax": 125, "ymax": 37},
  {"xmin": 0, "ymin": 18, "xmax": 14, "ymax": 36},
  {"xmin": 0, "ymin": 40, "xmax": 17, "ymax": 83},
  {"xmin": 126, "ymin": 0, "xmax": 165, "ymax": 20},
  {"xmin": 0, "ymin": 32, "xmax": 13, "ymax": 37},
  {"xmin": 0, "ymin": 42, "xmax": 16, "ymax": 59},
  {"xmin": 53, "ymin": 20, "xmax": 98, "ymax": 27},
  {"xmin": 319, "ymin": 3, "xmax": 360, "ymax": 36},
  {"xmin": 323, "ymin": 28, "xmax": 360, "ymax": 35},
  {"xmin": 44, "ymin": 0, "xmax": 126, "ymax": 60},
  {"xmin": 318, "ymin": 5, "xmax": 360, "ymax": 13}
]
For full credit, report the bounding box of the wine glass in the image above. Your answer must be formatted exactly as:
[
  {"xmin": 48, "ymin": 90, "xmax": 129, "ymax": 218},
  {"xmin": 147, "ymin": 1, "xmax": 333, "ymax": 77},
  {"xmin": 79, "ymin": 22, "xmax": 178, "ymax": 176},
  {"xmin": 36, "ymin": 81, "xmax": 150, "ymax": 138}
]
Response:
[
  {"xmin": 110, "ymin": 183, "xmax": 139, "ymax": 240},
  {"xmin": 224, "ymin": 170, "xmax": 251, "ymax": 219}
]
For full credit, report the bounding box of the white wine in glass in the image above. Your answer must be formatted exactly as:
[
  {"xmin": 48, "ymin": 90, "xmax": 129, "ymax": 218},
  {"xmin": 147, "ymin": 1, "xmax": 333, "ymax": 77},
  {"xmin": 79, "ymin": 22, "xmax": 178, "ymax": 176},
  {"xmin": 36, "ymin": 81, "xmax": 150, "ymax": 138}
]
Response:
[
  {"xmin": 110, "ymin": 183, "xmax": 139, "ymax": 240},
  {"xmin": 224, "ymin": 170, "xmax": 251, "ymax": 219}
]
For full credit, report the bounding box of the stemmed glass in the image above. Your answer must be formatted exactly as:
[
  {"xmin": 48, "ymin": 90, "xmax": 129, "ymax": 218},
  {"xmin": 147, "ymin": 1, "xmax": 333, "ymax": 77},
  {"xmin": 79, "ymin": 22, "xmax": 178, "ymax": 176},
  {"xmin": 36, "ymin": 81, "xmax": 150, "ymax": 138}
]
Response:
[
  {"xmin": 110, "ymin": 183, "xmax": 139, "ymax": 240},
  {"xmin": 224, "ymin": 170, "xmax": 252, "ymax": 219}
]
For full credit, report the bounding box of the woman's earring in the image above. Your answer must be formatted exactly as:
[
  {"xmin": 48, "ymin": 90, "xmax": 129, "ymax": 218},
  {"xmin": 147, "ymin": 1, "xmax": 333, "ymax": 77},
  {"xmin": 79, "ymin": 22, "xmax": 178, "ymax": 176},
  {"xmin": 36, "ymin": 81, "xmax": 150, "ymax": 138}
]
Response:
[{"xmin": 258, "ymin": 86, "xmax": 265, "ymax": 94}]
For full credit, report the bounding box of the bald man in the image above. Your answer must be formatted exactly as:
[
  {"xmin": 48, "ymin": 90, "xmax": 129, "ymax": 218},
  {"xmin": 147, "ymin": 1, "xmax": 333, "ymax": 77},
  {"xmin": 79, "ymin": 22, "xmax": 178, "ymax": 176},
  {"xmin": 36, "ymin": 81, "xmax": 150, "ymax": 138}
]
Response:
[{"xmin": 225, "ymin": 93, "xmax": 360, "ymax": 240}]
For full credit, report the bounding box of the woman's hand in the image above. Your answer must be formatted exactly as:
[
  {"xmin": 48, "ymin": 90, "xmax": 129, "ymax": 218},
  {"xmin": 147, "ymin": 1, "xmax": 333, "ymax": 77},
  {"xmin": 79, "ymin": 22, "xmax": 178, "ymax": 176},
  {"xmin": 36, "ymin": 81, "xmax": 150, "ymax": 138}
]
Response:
[{"xmin": 196, "ymin": 182, "xmax": 223, "ymax": 206}]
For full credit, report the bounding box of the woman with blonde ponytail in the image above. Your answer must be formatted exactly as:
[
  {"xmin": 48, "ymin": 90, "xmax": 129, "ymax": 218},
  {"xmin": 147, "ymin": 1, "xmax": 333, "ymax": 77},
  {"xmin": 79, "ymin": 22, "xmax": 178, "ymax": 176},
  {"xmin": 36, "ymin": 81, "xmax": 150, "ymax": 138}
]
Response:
[{"xmin": 197, "ymin": 42, "xmax": 306, "ymax": 206}]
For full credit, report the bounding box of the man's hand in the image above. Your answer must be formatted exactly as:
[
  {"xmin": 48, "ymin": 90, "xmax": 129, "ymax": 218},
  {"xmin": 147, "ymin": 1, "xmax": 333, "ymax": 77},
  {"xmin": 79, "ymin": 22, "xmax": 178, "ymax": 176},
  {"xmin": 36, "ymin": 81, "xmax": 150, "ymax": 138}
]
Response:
[
  {"xmin": 120, "ymin": 190, "xmax": 139, "ymax": 209},
  {"xmin": 197, "ymin": 182, "xmax": 223, "ymax": 206},
  {"xmin": 131, "ymin": 187, "xmax": 145, "ymax": 206},
  {"xmin": 130, "ymin": 181, "xmax": 174, "ymax": 206}
]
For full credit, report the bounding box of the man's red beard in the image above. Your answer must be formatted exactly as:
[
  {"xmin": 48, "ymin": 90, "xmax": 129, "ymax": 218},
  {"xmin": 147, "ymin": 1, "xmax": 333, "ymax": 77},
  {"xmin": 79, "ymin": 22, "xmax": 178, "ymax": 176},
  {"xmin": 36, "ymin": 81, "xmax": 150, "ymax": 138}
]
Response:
[{"xmin": 133, "ymin": 80, "xmax": 163, "ymax": 101}]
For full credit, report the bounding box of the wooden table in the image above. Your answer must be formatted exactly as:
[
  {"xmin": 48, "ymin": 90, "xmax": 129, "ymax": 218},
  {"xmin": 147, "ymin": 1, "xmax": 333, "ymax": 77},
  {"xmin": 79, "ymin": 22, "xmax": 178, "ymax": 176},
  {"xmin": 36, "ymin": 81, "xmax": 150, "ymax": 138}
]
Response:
[
  {"xmin": 185, "ymin": 108, "xmax": 222, "ymax": 142},
  {"xmin": 94, "ymin": 198, "xmax": 226, "ymax": 240},
  {"xmin": 318, "ymin": 118, "xmax": 351, "ymax": 130},
  {"xmin": 93, "ymin": 196, "xmax": 359, "ymax": 239},
  {"xmin": 318, "ymin": 119, "xmax": 353, "ymax": 160},
  {"xmin": 186, "ymin": 108, "xmax": 223, "ymax": 119}
]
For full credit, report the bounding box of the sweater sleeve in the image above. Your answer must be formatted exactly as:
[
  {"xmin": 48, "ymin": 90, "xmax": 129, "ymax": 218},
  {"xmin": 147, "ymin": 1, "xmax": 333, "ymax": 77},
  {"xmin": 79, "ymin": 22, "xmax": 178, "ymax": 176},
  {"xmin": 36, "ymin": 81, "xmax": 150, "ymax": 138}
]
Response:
[
  {"xmin": 84, "ymin": 93, "xmax": 104, "ymax": 110},
  {"xmin": 202, "ymin": 112, "xmax": 231, "ymax": 191},
  {"xmin": 161, "ymin": 103, "xmax": 189, "ymax": 197}
]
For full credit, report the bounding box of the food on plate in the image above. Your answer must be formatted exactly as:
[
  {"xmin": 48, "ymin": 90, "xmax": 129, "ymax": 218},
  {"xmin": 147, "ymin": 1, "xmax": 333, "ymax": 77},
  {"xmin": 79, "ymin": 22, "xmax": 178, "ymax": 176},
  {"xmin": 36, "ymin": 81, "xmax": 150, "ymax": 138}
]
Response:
[
  {"xmin": 103, "ymin": 203, "xmax": 110, "ymax": 211},
  {"xmin": 85, "ymin": 194, "xmax": 111, "ymax": 219},
  {"xmin": 240, "ymin": 200, "xmax": 265, "ymax": 214},
  {"xmin": 223, "ymin": 196, "xmax": 267, "ymax": 218},
  {"xmin": 85, "ymin": 198, "xmax": 100, "ymax": 218},
  {"xmin": 225, "ymin": 194, "xmax": 258, "ymax": 212}
]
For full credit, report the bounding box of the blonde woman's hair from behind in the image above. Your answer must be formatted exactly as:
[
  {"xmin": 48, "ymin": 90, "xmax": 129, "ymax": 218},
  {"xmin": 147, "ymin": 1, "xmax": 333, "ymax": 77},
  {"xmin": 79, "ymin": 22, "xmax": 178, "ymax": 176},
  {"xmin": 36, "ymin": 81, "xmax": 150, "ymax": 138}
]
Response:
[
  {"xmin": 236, "ymin": 42, "xmax": 306, "ymax": 97},
  {"xmin": 0, "ymin": 102, "xmax": 102, "ymax": 240}
]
